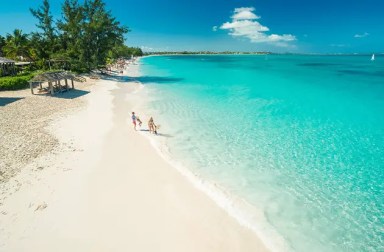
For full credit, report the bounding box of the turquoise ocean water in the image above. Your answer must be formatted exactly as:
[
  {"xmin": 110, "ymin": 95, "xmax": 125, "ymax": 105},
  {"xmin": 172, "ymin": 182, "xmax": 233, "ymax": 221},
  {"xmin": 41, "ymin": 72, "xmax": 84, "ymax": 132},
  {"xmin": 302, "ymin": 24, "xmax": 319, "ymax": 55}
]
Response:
[{"xmin": 135, "ymin": 55, "xmax": 383, "ymax": 252}]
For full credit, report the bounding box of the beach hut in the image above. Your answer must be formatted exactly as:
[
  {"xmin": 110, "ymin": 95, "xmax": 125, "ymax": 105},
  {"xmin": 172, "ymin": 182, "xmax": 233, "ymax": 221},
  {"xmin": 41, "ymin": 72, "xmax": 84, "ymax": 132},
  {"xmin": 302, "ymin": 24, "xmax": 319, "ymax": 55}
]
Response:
[
  {"xmin": 0, "ymin": 57, "xmax": 16, "ymax": 76},
  {"xmin": 47, "ymin": 57, "xmax": 70, "ymax": 70},
  {"xmin": 29, "ymin": 71, "xmax": 85, "ymax": 95},
  {"xmin": 14, "ymin": 61, "xmax": 33, "ymax": 74}
]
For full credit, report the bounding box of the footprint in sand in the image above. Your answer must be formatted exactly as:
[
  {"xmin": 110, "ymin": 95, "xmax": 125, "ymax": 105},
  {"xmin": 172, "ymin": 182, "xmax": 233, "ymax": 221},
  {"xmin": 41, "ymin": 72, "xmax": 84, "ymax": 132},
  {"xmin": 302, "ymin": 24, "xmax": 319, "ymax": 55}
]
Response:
[{"xmin": 34, "ymin": 202, "xmax": 48, "ymax": 211}]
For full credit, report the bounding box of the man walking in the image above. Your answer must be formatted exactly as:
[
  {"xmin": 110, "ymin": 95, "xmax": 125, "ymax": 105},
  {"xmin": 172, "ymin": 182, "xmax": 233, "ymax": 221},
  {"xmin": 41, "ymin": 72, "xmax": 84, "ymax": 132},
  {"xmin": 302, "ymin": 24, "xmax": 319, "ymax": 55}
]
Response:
[{"xmin": 131, "ymin": 112, "xmax": 137, "ymax": 130}]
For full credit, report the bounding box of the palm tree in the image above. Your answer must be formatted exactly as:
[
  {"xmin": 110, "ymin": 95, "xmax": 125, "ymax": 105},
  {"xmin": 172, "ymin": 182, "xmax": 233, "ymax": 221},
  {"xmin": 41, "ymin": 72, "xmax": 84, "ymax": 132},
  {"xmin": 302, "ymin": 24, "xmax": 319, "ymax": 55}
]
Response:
[
  {"xmin": 3, "ymin": 29, "xmax": 31, "ymax": 60},
  {"xmin": 0, "ymin": 35, "xmax": 6, "ymax": 56}
]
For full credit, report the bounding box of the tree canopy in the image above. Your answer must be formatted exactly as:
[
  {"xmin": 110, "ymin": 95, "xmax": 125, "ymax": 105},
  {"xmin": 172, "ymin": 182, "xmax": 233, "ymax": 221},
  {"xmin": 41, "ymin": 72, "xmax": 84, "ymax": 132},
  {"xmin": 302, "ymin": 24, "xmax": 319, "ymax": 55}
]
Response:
[
  {"xmin": 2, "ymin": 29, "xmax": 31, "ymax": 60},
  {"xmin": 0, "ymin": 0, "xmax": 142, "ymax": 72},
  {"xmin": 0, "ymin": 35, "xmax": 6, "ymax": 56}
]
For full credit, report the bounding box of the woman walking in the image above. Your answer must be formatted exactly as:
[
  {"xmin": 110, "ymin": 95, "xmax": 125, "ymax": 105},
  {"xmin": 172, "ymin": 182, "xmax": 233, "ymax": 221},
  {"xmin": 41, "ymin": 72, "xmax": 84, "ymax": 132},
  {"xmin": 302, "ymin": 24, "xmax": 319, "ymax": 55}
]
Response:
[{"xmin": 148, "ymin": 117, "xmax": 157, "ymax": 134}]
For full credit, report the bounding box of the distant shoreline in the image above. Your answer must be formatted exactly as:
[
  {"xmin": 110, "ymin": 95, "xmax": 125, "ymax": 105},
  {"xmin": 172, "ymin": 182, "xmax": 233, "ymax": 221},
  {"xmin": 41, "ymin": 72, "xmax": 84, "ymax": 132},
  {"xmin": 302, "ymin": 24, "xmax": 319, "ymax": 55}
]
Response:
[{"xmin": 144, "ymin": 52, "xmax": 382, "ymax": 56}]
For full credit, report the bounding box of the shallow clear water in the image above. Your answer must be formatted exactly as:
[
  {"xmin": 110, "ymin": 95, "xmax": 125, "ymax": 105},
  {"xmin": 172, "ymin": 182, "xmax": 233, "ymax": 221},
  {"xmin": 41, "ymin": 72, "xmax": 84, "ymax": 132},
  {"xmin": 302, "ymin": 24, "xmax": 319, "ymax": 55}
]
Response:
[{"xmin": 137, "ymin": 55, "xmax": 384, "ymax": 252}]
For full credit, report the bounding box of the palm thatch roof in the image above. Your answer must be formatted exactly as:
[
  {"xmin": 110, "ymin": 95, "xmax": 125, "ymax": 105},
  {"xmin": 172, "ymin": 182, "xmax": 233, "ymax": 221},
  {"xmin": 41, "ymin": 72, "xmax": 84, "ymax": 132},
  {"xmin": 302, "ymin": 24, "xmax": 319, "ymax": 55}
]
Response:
[
  {"xmin": 30, "ymin": 71, "xmax": 83, "ymax": 82},
  {"xmin": 28, "ymin": 71, "xmax": 86, "ymax": 95},
  {"xmin": 0, "ymin": 57, "xmax": 15, "ymax": 64}
]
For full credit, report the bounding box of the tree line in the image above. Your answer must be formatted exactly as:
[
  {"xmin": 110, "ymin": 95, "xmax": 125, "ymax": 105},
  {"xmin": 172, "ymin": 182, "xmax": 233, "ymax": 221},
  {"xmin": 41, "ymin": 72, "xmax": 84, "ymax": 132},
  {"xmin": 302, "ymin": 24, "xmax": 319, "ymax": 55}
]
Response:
[{"xmin": 0, "ymin": 0, "xmax": 142, "ymax": 72}]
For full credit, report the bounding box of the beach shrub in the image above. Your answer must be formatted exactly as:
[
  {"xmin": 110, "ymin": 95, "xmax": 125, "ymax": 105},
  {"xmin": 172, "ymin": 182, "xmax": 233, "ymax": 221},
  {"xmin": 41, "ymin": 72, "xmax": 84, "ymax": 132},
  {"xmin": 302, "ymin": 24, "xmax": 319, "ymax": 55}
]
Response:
[{"xmin": 0, "ymin": 73, "xmax": 35, "ymax": 91}]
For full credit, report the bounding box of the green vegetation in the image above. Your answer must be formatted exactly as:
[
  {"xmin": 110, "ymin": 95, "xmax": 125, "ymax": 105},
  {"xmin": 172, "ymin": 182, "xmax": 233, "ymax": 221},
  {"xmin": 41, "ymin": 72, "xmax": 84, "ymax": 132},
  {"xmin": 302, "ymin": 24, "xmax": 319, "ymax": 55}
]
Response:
[
  {"xmin": 108, "ymin": 45, "xmax": 143, "ymax": 60},
  {"xmin": 0, "ymin": 35, "xmax": 6, "ymax": 56},
  {"xmin": 0, "ymin": 72, "xmax": 36, "ymax": 91},
  {"xmin": 0, "ymin": 0, "xmax": 142, "ymax": 75},
  {"xmin": 1, "ymin": 29, "xmax": 31, "ymax": 60}
]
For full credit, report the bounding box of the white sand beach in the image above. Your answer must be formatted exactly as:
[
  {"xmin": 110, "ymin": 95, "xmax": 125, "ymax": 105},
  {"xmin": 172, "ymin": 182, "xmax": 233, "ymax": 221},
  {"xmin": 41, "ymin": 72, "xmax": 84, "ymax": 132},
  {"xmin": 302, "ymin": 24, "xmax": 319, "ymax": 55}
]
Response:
[{"xmin": 0, "ymin": 64, "xmax": 268, "ymax": 251}]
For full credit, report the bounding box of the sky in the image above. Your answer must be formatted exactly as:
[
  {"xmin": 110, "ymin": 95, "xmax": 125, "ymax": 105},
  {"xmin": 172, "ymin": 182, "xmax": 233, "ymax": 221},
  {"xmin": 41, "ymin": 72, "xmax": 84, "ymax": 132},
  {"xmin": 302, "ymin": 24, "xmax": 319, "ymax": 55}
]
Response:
[{"xmin": 0, "ymin": 0, "xmax": 383, "ymax": 53}]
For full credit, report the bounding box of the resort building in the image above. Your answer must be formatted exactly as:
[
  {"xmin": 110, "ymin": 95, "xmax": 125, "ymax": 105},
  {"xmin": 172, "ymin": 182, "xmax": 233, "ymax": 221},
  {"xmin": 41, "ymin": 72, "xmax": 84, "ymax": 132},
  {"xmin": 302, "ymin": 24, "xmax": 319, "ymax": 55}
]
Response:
[{"xmin": 0, "ymin": 57, "xmax": 16, "ymax": 76}]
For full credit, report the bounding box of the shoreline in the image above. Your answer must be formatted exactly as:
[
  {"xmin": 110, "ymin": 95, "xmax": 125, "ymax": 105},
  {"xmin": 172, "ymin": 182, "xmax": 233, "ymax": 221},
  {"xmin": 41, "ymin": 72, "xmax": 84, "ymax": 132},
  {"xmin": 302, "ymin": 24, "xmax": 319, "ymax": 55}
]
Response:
[
  {"xmin": 133, "ymin": 57, "xmax": 289, "ymax": 252},
  {"xmin": 0, "ymin": 63, "xmax": 269, "ymax": 251},
  {"xmin": 132, "ymin": 55, "xmax": 384, "ymax": 252}
]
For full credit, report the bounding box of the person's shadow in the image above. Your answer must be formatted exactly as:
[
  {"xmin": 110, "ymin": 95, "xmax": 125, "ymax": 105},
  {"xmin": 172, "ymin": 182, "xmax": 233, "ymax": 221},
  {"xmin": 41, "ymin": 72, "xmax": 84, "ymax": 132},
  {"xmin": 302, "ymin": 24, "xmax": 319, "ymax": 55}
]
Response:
[{"xmin": 139, "ymin": 129, "xmax": 173, "ymax": 138}]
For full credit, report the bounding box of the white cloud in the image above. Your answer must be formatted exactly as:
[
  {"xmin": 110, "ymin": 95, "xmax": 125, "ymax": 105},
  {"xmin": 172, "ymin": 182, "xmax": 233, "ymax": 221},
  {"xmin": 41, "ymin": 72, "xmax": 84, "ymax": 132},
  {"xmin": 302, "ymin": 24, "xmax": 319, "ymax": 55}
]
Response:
[
  {"xmin": 140, "ymin": 46, "xmax": 159, "ymax": 52},
  {"xmin": 140, "ymin": 46, "xmax": 172, "ymax": 52},
  {"xmin": 354, "ymin": 32, "xmax": 369, "ymax": 38},
  {"xmin": 212, "ymin": 26, "xmax": 218, "ymax": 32},
  {"xmin": 219, "ymin": 6, "xmax": 296, "ymax": 46},
  {"xmin": 231, "ymin": 7, "xmax": 260, "ymax": 20},
  {"xmin": 221, "ymin": 20, "xmax": 269, "ymax": 32}
]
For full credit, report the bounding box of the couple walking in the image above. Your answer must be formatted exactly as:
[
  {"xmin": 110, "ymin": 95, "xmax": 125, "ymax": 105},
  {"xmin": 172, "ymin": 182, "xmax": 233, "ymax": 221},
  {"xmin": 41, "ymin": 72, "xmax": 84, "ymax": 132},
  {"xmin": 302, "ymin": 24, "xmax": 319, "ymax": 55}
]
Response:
[{"xmin": 131, "ymin": 112, "xmax": 158, "ymax": 134}]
